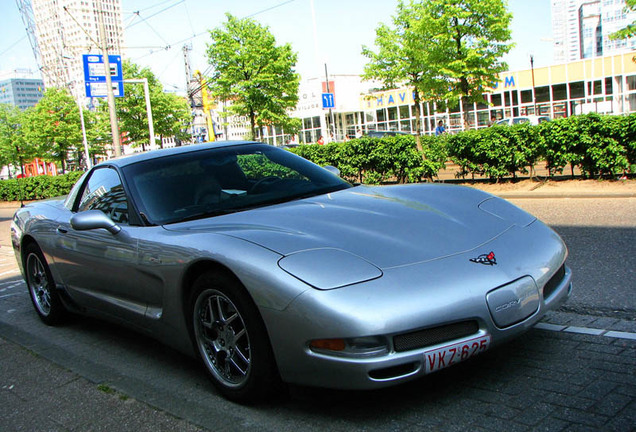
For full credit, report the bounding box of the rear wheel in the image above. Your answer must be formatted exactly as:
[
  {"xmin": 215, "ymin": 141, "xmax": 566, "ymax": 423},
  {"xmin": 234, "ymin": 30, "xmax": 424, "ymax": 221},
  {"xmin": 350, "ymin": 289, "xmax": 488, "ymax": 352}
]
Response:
[
  {"xmin": 24, "ymin": 243, "xmax": 67, "ymax": 325},
  {"xmin": 190, "ymin": 271, "xmax": 283, "ymax": 403}
]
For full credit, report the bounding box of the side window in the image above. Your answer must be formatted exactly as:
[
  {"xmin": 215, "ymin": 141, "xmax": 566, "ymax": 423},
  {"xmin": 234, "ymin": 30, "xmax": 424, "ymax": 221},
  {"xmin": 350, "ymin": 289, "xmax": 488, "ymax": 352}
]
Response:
[{"xmin": 77, "ymin": 167, "xmax": 129, "ymax": 224}]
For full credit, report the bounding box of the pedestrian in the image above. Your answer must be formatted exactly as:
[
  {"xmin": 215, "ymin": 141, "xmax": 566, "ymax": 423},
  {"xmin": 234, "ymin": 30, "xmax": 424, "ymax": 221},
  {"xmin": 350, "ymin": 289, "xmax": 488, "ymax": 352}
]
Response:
[
  {"xmin": 355, "ymin": 128, "xmax": 362, "ymax": 139},
  {"xmin": 317, "ymin": 136, "xmax": 325, "ymax": 145},
  {"xmin": 434, "ymin": 120, "xmax": 446, "ymax": 136},
  {"xmin": 489, "ymin": 114, "xmax": 498, "ymax": 126}
]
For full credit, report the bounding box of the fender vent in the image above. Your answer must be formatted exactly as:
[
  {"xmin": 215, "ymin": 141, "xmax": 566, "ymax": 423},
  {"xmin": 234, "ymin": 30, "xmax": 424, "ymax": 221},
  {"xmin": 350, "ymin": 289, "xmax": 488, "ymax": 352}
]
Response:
[{"xmin": 393, "ymin": 320, "xmax": 479, "ymax": 353}]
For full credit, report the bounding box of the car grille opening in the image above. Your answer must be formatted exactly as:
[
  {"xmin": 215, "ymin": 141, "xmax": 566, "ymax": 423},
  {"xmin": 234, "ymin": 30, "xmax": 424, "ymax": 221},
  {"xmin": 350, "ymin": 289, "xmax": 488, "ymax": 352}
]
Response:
[
  {"xmin": 542, "ymin": 265, "xmax": 566, "ymax": 299},
  {"xmin": 393, "ymin": 320, "xmax": 479, "ymax": 353}
]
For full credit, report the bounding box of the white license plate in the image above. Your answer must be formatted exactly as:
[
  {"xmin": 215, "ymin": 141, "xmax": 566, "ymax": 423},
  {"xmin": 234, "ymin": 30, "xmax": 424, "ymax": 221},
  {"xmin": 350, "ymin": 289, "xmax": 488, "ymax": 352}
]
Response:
[{"xmin": 423, "ymin": 335, "xmax": 491, "ymax": 373}]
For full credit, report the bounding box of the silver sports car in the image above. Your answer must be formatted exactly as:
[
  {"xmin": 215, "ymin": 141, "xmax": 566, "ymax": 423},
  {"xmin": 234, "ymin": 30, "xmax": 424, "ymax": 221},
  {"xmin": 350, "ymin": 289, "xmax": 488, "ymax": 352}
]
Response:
[{"xmin": 11, "ymin": 141, "xmax": 572, "ymax": 403}]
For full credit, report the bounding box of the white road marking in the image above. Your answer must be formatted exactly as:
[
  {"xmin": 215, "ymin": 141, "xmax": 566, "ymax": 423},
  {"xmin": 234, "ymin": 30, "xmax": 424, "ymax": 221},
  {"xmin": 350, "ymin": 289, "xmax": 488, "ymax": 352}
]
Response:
[{"xmin": 535, "ymin": 322, "xmax": 636, "ymax": 340}]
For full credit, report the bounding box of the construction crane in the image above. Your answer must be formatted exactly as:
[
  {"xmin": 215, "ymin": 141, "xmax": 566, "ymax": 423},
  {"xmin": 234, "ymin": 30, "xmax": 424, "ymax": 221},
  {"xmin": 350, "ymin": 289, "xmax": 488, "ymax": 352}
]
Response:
[{"xmin": 194, "ymin": 70, "xmax": 215, "ymax": 142}]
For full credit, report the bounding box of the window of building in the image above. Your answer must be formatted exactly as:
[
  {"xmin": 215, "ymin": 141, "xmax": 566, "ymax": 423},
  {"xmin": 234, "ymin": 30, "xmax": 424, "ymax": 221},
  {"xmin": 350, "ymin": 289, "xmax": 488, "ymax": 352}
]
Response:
[
  {"xmin": 569, "ymin": 81, "xmax": 585, "ymax": 98},
  {"xmin": 535, "ymin": 86, "xmax": 550, "ymax": 103},
  {"xmin": 520, "ymin": 89, "xmax": 533, "ymax": 104},
  {"xmin": 399, "ymin": 105, "xmax": 410, "ymax": 119},
  {"xmin": 552, "ymin": 84, "xmax": 567, "ymax": 101}
]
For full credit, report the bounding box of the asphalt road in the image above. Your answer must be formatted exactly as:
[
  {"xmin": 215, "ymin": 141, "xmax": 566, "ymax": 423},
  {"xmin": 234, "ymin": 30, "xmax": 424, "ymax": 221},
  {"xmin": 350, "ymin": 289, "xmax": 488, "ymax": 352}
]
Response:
[
  {"xmin": 0, "ymin": 197, "xmax": 634, "ymax": 431},
  {"xmin": 509, "ymin": 197, "xmax": 636, "ymax": 318}
]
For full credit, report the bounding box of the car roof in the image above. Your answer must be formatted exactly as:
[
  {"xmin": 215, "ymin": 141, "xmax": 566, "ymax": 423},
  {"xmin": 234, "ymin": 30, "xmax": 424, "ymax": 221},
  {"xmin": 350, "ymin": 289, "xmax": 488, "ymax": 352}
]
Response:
[{"xmin": 100, "ymin": 141, "xmax": 261, "ymax": 168}]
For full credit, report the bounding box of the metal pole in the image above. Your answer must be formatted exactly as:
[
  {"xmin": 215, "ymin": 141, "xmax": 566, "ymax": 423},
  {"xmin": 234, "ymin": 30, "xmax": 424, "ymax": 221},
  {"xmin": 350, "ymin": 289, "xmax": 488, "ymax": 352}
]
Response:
[
  {"xmin": 97, "ymin": 2, "xmax": 121, "ymax": 157},
  {"xmin": 124, "ymin": 79, "xmax": 155, "ymax": 149},
  {"xmin": 77, "ymin": 98, "xmax": 92, "ymax": 169},
  {"xmin": 531, "ymin": 54, "xmax": 537, "ymax": 114},
  {"xmin": 324, "ymin": 63, "xmax": 336, "ymax": 141}
]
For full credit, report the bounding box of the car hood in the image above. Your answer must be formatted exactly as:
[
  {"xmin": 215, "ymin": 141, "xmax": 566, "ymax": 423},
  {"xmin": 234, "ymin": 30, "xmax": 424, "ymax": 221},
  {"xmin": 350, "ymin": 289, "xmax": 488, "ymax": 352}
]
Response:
[{"xmin": 164, "ymin": 184, "xmax": 534, "ymax": 269}]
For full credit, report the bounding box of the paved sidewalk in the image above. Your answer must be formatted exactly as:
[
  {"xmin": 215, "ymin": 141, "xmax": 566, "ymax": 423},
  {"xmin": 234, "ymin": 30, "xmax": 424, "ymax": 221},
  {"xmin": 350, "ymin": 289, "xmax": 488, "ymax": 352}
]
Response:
[{"xmin": 0, "ymin": 336, "xmax": 206, "ymax": 432}]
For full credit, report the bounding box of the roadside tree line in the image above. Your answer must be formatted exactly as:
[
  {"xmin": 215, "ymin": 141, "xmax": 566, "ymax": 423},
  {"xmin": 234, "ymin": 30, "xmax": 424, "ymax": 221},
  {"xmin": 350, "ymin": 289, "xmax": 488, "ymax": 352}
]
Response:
[{"xmin": 0, "ymin": 60, "xmax": 191, "ymax": 177}]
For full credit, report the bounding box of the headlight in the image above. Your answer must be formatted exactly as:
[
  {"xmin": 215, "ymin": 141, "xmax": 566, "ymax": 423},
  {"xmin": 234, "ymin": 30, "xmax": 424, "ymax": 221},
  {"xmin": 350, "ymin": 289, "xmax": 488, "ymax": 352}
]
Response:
[{"xmin": 278, "ymin": 248, "xmax": 382, "ymax": 290}]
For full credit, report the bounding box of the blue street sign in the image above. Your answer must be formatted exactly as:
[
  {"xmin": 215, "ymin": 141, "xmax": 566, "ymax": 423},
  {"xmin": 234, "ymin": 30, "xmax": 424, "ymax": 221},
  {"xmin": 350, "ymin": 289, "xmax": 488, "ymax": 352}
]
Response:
[
  {"xmin": 322, "ymin": 93, "xmax": 335, "ymax": 109},
  {"xmin": 85, "ymin": 81, "xmax": 124, "ymax": 98},
  {"xmin": 83, "ymin": 54, "xmax": 124, "ymax": 98},
  {"xmin": 82, "ymin": 54, "xmax": 123, "ymax": 82}
]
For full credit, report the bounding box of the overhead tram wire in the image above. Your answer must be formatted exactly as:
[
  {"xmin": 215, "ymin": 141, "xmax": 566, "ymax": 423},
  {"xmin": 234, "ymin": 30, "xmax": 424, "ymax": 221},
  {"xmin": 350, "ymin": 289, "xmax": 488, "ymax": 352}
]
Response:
[
  {"xmin": 243, "ymin": 0, "xmax": 298, "ymax": 19},
  {"xmin": 122, "ymin": 0, "xmax": 179, "ymax": 15},
  {"xmin": 0, "ymin": 35, "xmax": 28, "ymax": 57},
  {"xmin": 126, "ymin": 0, "xmax": 185, "ymax": 29}
]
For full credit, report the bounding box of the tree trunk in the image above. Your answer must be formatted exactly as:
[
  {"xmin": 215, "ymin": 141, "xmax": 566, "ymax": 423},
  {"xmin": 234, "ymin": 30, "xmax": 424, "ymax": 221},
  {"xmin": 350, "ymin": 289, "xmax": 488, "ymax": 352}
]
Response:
[
  {"xmin": 249, "ymin": 110, "xmax": 257, "ymax": 141},
  {"xmin": 412, "ymin": 89, "xmax": 423, "ymax": 153}
]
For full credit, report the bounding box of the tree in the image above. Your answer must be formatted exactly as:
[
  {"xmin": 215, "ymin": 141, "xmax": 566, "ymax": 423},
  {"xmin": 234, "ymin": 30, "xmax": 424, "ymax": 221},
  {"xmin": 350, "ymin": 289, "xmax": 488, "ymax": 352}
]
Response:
[
  {"xmin": 109, "ymin": 61, "xmax": 192, "ymax": 151},
  {"xmin": 0, "ymin": 103, "xmax": 34, "ymax": 176},
  {"xmin": 152, "ymin": 92, "xmax": 192, "ymax": 148},
  {"xmin": 610, "ymin": 0, "xmax": 636, "ymax": 40},
  {"xmin": 363, "ymin": 0, "xmax": 513, "ymax": 138},
  {"xmin": 206, "ymin": 13, "xmax": 300, "ymax": 139},
  {"xmin": 22, "ymin": 88, "xmax": 84, "ymax": 173}
]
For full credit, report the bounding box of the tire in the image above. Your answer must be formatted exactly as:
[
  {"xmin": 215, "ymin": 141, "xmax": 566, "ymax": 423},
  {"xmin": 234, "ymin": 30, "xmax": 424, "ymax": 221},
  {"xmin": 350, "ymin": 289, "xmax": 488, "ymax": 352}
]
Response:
[
  {"xmin": 190, "ymin": 271, "xmax": 284, "ymax": 403},
  {"xmin": 24, "ymin": 243, "xmax": 68, "ymax": 325}
]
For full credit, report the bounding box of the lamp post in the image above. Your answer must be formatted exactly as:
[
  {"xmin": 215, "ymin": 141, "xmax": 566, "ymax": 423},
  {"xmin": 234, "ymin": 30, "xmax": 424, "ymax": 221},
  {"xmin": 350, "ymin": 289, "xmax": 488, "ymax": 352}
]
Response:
[{"xmin": 530, "ymin": 54, "xmax": 537, "ymax": 115}]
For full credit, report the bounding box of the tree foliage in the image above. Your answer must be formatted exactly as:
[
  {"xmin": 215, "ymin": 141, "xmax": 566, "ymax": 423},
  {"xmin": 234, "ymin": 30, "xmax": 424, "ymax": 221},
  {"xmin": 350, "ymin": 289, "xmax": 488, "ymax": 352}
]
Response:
[
  {"xmin": 108, "ymin": 60, "xmax": 192, "ymax": 151},
  {"xmin": 21, "ymin": 88, "xmax": 85, "ymax": 172},
  {"xmin": 610, "ymin": 0, "xmax": 636, "ymax": 40},
  {"xmin": 206, "ymin": 14, "xmax": 301, "ymax": 139},
  {"xmin": 0, "ymin": 104, "xmax": 34, "ymax": 176},
  {"xmin": 363, "ymin": 0, "xmax": 513, "ymax": 131}
]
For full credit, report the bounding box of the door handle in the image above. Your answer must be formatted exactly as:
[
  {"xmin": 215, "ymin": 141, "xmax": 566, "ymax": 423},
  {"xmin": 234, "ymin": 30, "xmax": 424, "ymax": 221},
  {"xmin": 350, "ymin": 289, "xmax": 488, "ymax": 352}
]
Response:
[{"xmin": 56, "ymin": 226, "xmax": 68, "ymax": 234}]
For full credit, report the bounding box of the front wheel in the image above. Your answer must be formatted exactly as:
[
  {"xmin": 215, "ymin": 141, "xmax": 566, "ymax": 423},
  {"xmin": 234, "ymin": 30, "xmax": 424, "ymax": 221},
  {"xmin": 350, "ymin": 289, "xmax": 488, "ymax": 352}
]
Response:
[
  {"xmin": 191, "ymin": 271, "xmax": 283, "ymax": 403},
  {"xmin": 24, "ymin": 243, "xmax": 68, "ymax": 325}
]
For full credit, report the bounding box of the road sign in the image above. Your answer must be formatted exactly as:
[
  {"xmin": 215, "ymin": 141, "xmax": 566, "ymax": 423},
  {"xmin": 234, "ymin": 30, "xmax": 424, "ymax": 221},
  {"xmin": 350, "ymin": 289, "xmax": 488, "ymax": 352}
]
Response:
[
  {"xmin": 322, "ymin": 93, "xmax": 335, "ymax": 109},
  {"xmin": 85, "ymin": 81, "xmax": 124, "ymax": 98},
  {"xmin": 82, "ymin": 54, "xmax": 124, "ymax": 98},
  {"xmin": 82, "ymin": 54, "xmax": 123, "ymax": 82}
]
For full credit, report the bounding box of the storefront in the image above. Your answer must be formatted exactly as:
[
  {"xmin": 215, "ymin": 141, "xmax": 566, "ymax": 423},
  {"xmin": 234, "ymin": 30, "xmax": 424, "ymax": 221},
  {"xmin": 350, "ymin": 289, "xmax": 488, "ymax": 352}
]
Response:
[{"xmin": 358, "ymin": 51, "xmax": 636, "ymax": 135}]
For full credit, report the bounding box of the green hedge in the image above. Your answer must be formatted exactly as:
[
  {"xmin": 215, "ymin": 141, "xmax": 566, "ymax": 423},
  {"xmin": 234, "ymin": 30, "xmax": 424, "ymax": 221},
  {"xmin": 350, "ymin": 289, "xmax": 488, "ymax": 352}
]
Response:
[
  {"xmin": 292, "ymin": 113, "xmax": 635, "ymax": 183},
  {"xmin": 291, "ymin": 135, "xmax": 447, "ymax": 184},
  {"xmin": 0, "ymin": 171, "xmax": 84, "ymax": 201}
]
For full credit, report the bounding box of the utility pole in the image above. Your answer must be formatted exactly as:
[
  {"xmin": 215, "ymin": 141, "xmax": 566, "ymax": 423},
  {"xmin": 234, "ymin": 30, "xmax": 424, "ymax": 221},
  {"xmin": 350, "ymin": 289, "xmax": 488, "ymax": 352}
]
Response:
[
  {"xmin": 324, "ymin": 63, "xmax": 336, "ymax": 141},
  {"xmin": 183, "ymin": 44, "xmax": 194, "ymax": 108},
  {"xmin": 97, "ymin": 1, "xmax": 122, "ymax": 157}
]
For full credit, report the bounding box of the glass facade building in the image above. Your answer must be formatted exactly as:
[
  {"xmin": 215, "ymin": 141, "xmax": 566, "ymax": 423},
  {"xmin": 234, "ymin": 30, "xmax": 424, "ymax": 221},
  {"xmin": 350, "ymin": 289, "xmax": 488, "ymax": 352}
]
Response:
[{"xmin": 0, "ymin": 78, "xmax": 44, "ymax": 110}]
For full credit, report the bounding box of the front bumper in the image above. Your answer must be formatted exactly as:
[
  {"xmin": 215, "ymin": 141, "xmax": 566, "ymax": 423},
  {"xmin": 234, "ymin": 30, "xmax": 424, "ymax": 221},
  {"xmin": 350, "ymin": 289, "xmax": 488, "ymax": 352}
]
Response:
[{"xmin": 261, "ymin": 222, "xmax": 572, "ymax": 390}]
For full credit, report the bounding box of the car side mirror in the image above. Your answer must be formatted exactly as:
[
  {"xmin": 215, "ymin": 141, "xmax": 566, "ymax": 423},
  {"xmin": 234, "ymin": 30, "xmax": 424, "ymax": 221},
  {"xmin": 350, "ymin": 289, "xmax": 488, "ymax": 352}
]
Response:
[
  {"xmin": 323, "ymin": 165, "xmax": 341, "ymax": 177},
  {"xmin": 71, "ymin": 210, "xmax": 121, "ymax": 235}
]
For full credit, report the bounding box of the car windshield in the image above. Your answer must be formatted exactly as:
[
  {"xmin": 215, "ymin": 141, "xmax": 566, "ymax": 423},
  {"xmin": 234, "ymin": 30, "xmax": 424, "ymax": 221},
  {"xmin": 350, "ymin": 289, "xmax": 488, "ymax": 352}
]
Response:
[{"xmin": 122, "ymin": 144, "xmax": 352, "ymax": 225}]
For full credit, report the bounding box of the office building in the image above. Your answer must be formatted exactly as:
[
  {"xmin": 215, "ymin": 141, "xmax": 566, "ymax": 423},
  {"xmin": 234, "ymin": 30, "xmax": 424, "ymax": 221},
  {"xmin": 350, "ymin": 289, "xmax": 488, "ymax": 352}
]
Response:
[
  {"xmin": 552, "ymin": 0, "xmax": 636, "ymax": 63},
  {"xmin": 24, "ymin": 0, "xmax": 124, "ymax": 90},
  {"xmin": 0, "ymin": 70, "xmax": 44, "ymax": 109}
]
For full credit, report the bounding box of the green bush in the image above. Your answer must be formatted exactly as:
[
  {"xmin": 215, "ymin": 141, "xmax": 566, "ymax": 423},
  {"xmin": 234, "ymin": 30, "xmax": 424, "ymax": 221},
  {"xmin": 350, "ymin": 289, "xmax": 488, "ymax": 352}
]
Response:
[
  {"xmin": 289, "ymin": 135, "xmax": 447, "ymax": 184},
  {"xmin": 0, "ymin": 171, "xmax": 84, "ymax": 201},
  {"xmin": 291, "ymin": 114, "xmax": 634, "ymax": 184}
]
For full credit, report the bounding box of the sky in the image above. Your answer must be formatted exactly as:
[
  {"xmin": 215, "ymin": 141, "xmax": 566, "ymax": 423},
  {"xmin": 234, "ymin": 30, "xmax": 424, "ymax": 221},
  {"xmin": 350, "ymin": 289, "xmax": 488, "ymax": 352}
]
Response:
[{"xmin": 0, "ymin": 0, "xmax": 554, "ymax": 94}]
